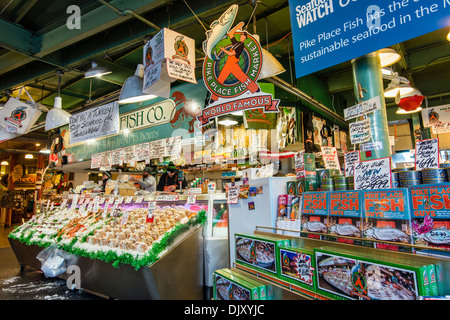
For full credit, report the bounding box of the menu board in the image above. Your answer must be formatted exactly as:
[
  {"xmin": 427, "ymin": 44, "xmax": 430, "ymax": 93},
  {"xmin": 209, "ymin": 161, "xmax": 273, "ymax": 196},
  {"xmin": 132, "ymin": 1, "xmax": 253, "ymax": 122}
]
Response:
[
  {"xmin": 90, "ymin": 153, "xmax": 102, "ymax": 169},
  {"xmin": 135, "ymin": 142, "xmax": 150, "ymax": 162},
  {"xmin": 111, "ymin": 148, "xmax": 124, "ymax": 166}
]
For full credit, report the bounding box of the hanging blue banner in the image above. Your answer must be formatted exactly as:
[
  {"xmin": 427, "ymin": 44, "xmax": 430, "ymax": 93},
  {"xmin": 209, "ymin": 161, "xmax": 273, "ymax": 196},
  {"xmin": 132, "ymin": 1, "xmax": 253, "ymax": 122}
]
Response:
[{"xmin": 288, "ymin": 0, "xmax": 450, "ymax": 78}]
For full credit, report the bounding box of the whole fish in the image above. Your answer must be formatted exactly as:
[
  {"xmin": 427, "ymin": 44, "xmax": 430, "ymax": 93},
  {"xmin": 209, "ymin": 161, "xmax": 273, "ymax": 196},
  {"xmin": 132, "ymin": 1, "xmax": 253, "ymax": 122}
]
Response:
[
  {"xmin": 303, "ymin": 221, "xmax": 327, "ymax": 232},
  {"xmin": 421, "ymin": 227, "xmax": 450, "ymax": 244},
  {"xmin": 364, "ymin": 226, "xmax": 409, "ymax": 241},
  {"xmin": 202, "ymin": 4, "xmax": 238, "ymax": 60},
  {"xmin": 329, "ymin": 223, "xmax": 361, "ymax": 236}
]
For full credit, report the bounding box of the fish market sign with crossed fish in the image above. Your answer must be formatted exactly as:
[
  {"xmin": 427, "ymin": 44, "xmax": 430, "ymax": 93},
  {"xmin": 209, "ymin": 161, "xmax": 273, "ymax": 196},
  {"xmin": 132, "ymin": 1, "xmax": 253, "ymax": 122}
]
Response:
[{"xmin": 199, "ymin": 5, "xmax": 279, "ymax": 126}]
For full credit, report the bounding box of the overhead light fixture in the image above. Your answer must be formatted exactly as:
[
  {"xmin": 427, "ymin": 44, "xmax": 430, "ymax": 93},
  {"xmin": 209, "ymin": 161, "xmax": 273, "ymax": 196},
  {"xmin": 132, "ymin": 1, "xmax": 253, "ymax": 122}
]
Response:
[
  {"xmin": 218, "ymin": 119, "xmax": 238, "ymax": 126},
  {"xmin": 25, "ymin": 154, "xmax": 33, "ymax": 159},
  {"xmin": 396, "ymin": 87, "xmax": 425, "ymax": 114},
  {"xmin": 118, "ymin": 64, "xmax": 157, "ymax": 104},
  {"xmin": 384, "ymin": 82, "xmax": 415, "ymax": 98},
  {"xmin": 258, "ymin": 48, "xmax": 286, "ymax": 80},
  {"xmin": 39, "ymin": 148, "xmax": 51, "ymax": 154},
  {"xmin": 377, "ymin": 48, "xmax": 401, "ymax": 68},
  {"xmin": 45, "ymin": 71, "xmax": 71, "ymax": 131},
  {"xmin": 84, "ymin": 61, "xmax": 112, "ymax": 78},
  {"xmin": 0, "ymin": 161, "xmax": 8, "ymax": 165}
]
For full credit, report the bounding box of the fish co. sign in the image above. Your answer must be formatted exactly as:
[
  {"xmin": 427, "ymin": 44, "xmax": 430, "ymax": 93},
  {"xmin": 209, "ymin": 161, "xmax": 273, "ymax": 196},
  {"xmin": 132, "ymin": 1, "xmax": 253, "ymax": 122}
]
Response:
[
  {"xmin": 119, "ymin": 99, "xmax": 176, "ymax": 132},
  {"xmin": 199, "ymin": 4, "xmax": 279, "ymax": 126}
]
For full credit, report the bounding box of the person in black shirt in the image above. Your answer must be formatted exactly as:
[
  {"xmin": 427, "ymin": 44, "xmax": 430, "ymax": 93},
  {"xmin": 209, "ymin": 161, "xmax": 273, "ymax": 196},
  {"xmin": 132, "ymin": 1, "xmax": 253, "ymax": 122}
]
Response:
[
  {"xmin": 101, "ymin": 171, "xmax": 111, "ymax": 193},
  {"xmin": 156, "ymin": 162, "xmax": 187, "ymax": 191}
]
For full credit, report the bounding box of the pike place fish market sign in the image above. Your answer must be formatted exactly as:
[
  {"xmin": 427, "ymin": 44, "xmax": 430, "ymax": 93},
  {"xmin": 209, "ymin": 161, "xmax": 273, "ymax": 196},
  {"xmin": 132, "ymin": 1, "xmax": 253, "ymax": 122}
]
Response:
[{"xmin": 198, "ymin": 4, "xmax": 279, "ymax": 126}]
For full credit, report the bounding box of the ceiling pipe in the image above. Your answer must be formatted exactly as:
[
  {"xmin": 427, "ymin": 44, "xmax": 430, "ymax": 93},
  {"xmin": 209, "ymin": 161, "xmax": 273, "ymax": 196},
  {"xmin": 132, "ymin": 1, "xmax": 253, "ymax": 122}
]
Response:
[{"xmin": 266, "ymin": 75, "xmax": 348, "ymax": 128}]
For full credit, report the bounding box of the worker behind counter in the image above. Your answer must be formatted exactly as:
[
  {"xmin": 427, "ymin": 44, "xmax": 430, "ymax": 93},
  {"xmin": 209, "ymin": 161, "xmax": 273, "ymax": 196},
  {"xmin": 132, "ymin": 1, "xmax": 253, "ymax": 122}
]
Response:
[
  {"xmin": 156, "ymin": 161, "xmax": 187, "ymax": 192},
  {"xmin": 101, "ymin": 171, "xmax": 112, "ymax": 192},
  {"xmin": 131, "ymin": 166, "xmax": 157, "ymax": 193}
]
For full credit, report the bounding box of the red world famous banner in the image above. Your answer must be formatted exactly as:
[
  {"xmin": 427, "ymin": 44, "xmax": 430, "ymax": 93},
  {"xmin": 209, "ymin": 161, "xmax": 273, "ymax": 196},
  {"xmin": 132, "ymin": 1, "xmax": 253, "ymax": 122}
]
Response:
[{"xmin": 197, "ymin": 94, "xmax": 279, "ymax": 126}]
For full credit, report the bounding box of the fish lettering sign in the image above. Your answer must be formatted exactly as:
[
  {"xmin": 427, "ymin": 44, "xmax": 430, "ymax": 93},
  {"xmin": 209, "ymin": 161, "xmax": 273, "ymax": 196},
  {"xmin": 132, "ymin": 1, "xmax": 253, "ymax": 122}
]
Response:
[
  {"xmin": 199, "ymin": 5, "xmax": 280, "ymax": 126},
  {"xmin": 415, "ymin": 138, "xmax": 439, "ymax": 170}
]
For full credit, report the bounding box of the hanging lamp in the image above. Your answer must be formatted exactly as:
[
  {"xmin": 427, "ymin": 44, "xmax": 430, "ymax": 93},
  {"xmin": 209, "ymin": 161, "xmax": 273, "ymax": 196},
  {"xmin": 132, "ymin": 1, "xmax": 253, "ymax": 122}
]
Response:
[
  {"xmin": 118, "ymin": 64, "xmax": 157, "ymax": 104},
  {"xmin": 84, "ymin": 61, "xmax": 112, "ymax": 78},
  {"xmin": 45, "ymin": 71, "xmax": 71, "ymax": 131}
]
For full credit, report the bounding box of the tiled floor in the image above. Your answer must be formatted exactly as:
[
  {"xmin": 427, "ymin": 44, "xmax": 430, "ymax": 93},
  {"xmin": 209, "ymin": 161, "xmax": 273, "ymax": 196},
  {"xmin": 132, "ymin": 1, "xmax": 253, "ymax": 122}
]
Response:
[{"xmin": 0, "ymin": 225, "xmax": 103, "ymax": 300}]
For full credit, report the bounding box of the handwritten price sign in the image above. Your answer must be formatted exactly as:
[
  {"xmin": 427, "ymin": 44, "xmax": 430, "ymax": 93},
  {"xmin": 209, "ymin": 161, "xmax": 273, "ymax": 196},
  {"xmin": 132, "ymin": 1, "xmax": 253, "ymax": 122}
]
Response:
[
  {"xmin": 354, "ymin": 157, "xmax": 391, "ymax": 190},
  {"xmin": 415, "ymin": 138, "xmax": 439, "ymax": 170},
  {"xmin": 321, "ymin": 146, "xmax": 341, "ymax": 174},
  {"xmin": 344, "ymin": 151, "xmax": 360, "ymax": 177}
]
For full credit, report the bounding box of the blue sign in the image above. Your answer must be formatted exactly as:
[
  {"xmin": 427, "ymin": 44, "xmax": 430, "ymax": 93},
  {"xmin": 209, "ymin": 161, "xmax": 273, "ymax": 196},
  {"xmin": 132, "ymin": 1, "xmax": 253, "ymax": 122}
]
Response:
[{"xmin": 288, "ymin": 0, "xmax": 450, "ymax": 78}]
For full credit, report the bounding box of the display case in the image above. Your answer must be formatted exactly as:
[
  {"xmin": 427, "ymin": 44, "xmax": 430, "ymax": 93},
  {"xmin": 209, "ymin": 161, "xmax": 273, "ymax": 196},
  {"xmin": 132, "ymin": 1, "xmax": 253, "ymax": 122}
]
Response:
[{"xmin": 8, "ymin": 192, "xmax": 221, "ymax": 299}]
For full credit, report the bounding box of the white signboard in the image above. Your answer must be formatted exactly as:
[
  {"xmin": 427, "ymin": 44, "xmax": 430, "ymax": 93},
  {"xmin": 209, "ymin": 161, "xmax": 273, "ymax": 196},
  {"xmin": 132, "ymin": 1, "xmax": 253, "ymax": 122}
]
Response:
[
  {"xmin": 354, "ymin": 157, "xmax": 392, "ymax": 190},
  {"xmin": 415, "ymin": 138, "xmax": 439, "ymax": 170},
  {"xmin": 344, "ymin": 96, "xmax": 381, "ymax": 121},
  {"xmin": 349, "ymin": 118, "xmax": 371, "ymax": 144},
  {"xmin": 227, "ymin": 186, "xmax": 240, "ymax": 204},
  {"xmin": 344, "ymin": 151, "xmax": 360, "ymax": 178},
  {"xmin": 321, "ymin": 147, "xmax": 341, "ymax": 174},
  {"xmin": 90, "ymin": 153, "xmax": 102, "ymax": 169},
  {"xmin": 111, "ymin": 148, "xmax": 124, "ymax": 166},
  {"xmin": 69, "ymin": 101, "xmax": 119, "ymax": 144},
  {"xmin": 135, "ymin": 142, "xmax": 150, "ymax": 162},
  {"xmin": 421, "ymin": 104, "xmax": 450, "ymax": 128},
  {"xmin": 123, "ymin": 146, "xmax": 135, "ymax": 164}
]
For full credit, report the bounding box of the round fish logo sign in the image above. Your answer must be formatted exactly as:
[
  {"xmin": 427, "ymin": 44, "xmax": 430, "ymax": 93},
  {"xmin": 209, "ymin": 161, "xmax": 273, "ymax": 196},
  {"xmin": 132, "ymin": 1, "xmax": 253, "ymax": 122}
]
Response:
[{"xmin": 203, "ymin": 27, "xmax": 261, "ymax": 102}]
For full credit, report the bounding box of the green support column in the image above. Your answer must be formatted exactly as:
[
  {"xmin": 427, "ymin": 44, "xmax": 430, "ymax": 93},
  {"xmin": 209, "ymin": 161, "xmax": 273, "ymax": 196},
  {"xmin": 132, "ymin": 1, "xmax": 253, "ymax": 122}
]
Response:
[{"xmin": 352, "ymin": 53, "xmax": 391, "ymax": 161}]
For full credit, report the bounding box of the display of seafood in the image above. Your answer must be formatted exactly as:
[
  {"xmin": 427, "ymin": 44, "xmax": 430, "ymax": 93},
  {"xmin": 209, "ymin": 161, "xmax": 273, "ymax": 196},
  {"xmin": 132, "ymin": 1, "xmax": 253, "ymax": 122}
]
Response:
[{"xmin": 80, "ymin": 206, "xmax": 195, "ymax": 254}]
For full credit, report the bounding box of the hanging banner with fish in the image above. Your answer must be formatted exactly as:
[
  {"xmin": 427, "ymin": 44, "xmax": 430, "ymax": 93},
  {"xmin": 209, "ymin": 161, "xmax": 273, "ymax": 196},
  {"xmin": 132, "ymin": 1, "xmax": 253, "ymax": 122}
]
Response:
[
  {"xmin": 362, "ymin": 188, "xmax": 413, "ymax": 252},
  {"xmin": 410, "ymin": 183, "xmax": 450, "ymax": 250},
  {"xmin": 198, "ymin": 5, "xmax": 280, "ymax": 126}
]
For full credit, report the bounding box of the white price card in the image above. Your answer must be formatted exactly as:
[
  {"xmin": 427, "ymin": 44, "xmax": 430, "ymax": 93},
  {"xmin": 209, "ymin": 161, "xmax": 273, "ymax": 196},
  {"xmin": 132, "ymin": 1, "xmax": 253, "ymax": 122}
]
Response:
[
  {"xmin": 147, "ymin": 201, "xmax": 156, "ymax": 223},
  {"xmin": 186, "ymin": 195, "xmax": 196, "ymax": 204},
  {"xmin": 135, "ymin": 196, "xmax": 144, "ymax": 203}
]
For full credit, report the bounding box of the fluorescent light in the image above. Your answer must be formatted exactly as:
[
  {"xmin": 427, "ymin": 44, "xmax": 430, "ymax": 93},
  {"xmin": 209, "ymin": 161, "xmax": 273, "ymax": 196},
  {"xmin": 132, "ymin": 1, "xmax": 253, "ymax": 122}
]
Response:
[
  {"xmin": 378, "ymin": 48, "xmax": 401, "ymax": 68},
  {"xmin": 84, "ymin": 61, "xmax": 112, "ymax": 78},
  {"xmin": 25, "ymin": 154, "xmax": 33, "ymax": 159},
  {"xmin": 39, "ymin": 148, "xmax": 51, "ymax": 154},
  {"xmin": 119, "ymin": 64, "xmax": 157, "ymax": 104}
]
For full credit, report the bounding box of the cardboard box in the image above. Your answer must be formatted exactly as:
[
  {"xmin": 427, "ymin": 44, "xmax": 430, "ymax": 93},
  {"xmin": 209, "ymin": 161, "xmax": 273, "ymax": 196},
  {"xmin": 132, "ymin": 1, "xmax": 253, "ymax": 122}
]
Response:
[
  {"xmin": 235, "ymin": 233, "xmax": 290, "ymax": 277},
  {"xmin": 300, "ymin": 191, "xmax": 329, "ymax": 240},
  {"xmin": 409, "ymin": 183, "xmax": 450, "ymax": 251},
  {"xmin": 278, "ymin": 246, "xmax": 317, "ymax": 292},
  {"xmin": 328, "ymin": 190, "xmax": 363, "ymax": 245},
  {"xmin": 361, "ymin": 188, "xmax": 413, "ymax": 252},
  {"xmin": 315, "ymin": 247, "xmax": 434, "ymax": 300},
  {"xmin": 215, "ymin": 268, "xmax": 268, "ymax": 300},
  {"xmin": 213, "ymin": 268, "xmax": 265, "ymax": 300}
]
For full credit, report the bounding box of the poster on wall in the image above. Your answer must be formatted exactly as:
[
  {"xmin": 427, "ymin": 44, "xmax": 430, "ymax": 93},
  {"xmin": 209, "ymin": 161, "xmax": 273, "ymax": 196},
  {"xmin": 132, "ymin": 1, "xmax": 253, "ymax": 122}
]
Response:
[
  {"xmin": 415, "ymin": 138, "xmax": 439, "ymax": 170},
  {"xmin": 421, "ymin": 104, "xmax": 450, "ymax": 134},
  {"xmin": 321, "ymin": 146, "xmax": 341, "ymax": 174},
  {"xmin": 354, "ymin": 157, "xmax": 391, "ymax": 190},
  {"xmin": 288, "ymin": 0, "xmax": 450, "ymax": 78},
  {"xmin": 344, "ymin": 150, "xmax": 360, "ymax": 177},
  {"xmin": 349, "ymin": 118, "xmax": 371, "ymax": 144},
  {"xmin": 198, "ymin": 4, "xmax": 280, "ymax": 127}
]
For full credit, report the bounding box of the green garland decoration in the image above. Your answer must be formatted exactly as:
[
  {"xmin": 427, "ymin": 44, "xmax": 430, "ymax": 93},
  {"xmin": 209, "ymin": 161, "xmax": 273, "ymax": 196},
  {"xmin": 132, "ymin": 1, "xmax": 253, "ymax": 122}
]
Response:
[{"xmin": 7, "ymin": 210, "xmax": 207, "ymax": 271}]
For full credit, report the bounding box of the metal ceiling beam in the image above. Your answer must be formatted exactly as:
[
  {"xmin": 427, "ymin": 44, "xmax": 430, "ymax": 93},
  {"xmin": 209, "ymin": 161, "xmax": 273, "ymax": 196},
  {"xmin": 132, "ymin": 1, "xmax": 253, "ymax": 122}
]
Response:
[
  {"xmin": 0, "ymin": 17, "xmax": 41, "ymax": 55},
  {"xmin": 13, "ymin": 0, "xmax": 38, "ymax": 24}
]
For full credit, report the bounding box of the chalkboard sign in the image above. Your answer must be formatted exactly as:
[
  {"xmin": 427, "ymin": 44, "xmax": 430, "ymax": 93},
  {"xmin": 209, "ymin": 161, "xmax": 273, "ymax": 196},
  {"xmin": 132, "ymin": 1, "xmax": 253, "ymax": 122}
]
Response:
[
  {"xmin": 354, "ymin": 157, "xmax": 391, "ymax": 190},
  {"xmin": 69, "ymin": 101, "xmax": 119, "ymax": 144}
]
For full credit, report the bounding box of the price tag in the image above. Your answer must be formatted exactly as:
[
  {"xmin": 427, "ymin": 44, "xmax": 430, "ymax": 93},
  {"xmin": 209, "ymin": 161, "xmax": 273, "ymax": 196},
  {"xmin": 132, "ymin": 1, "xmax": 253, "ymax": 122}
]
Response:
[
  {"xmin": 121, "ymin": 211, "xmax": 130, "ymax": 224},
  {"xmin": 118, "ymin": 196, "xmax": 124, "ymax": 204},
  {"xmin": 135, "ymin": 196, "xmax": 144, "ymax": 203},
  {"xmin": 70, "ymin": 195, "xmax": 79, "ymax": 210},
  {"xmin": 99, "ymin": 197, "xmax": 106, "ymax": 204},
  {"xmin": 156, "ymin": 194, "xmax": 179, "ymax": 202},
  {"xmin": 87, "ymin": 200, "xmax": 93, "ymax": 213},
  {"xmin": 46, "ymin": 200, "xmax": 50, "ymax": 211},
  {"xmin": 102, "ymin": 203, "xmax": 109, "ymax": 218},
  {"xmin": 113, "ymin": 199, "xmax": 120, "ymax": 210},
  {"xmin": 147, "ymin": 201, "xmax": 156, "ymax": 223},
  {"xmin": 108, "ymin": 197, "xmax": 115, "ymax": 204},
  {"xmin": 61, "ymin": 199, "xmax": 68, "ymax": 209},
  {"xmin": 186, "ymin": 195, "xmax": 196, "ymax": 204},
  {"xmin": 50, "ymin": 202, "xmax": 54, "ymax": 211},
  {"xmin": 79, "ymin": 203, "xmax": 87, "ymax": 216},
  {"xmin": 125, "ymin": 196, "xmax": 133, "ymax": 204}
]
